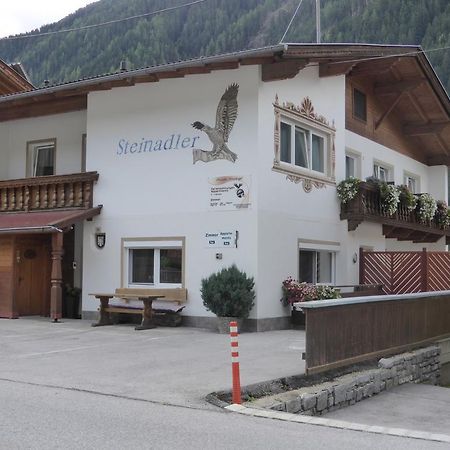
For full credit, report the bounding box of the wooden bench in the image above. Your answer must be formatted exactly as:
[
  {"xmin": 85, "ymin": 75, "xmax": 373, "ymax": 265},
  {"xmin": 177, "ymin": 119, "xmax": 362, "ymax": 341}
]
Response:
[{"xmin": 90, "ymin": 288, "xmax": 187, "ymax": 330}]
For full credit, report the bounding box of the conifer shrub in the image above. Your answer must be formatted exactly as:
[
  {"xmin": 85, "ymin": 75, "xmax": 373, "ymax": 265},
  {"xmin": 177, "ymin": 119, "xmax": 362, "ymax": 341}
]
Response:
[{"xmin": 201, "ymin": 265, "xmax": 255, "ymax": 318}]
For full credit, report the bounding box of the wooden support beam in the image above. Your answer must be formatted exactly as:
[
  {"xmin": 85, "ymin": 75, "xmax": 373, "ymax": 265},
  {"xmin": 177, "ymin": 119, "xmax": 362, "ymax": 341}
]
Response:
[
  {"xmin": 350, "ymin": 58, "xmax": 400, "ymax": 77},
  {"xmin": 262, "ymin": 59, "xmax": 308, "ymax": 82},
  {"xmin": 382, "ymin": 225, "xmax": 399, "ymax": 238},
  {"xmin": 426, "ymin": 154, "xmax": 450, "ymax": 166},
  {"xmin": 374, "ymin": 79, "xmax": 424, "ymax": 96},
  {"xmin": 206, "ymin": 61, "xmax": 240, "ymax": 71},
  {"xmin": 179, "ymin": 66, "xmax": 211, "ymax": 75},
  {"xmin": 0, "ymin": 96, "xmax": 87, "ymax": 122},
  {"xmin": 403, "ymin": 121, "xmax": 449, "ymax": 136},
  {"xmin": 436, "ymin": 134, "xmax": 450, "ymax": 156},
  {"xmin": 134, "ymin": 73, "xmax": 160, "ymax": 83},
  {"xmin": 374, "ymin": 92, "xmax": 404, "ymax": 130},
  {"xmin": 50, "ymin": 232, "xmax": 64, "ymax": 322},
  {"xmin": 155, "ymin": 71, "xmax": 186, "ymax": 79},
  {"xmin": 240, "ymin": 57, "xmax": 274, "ymax": 66},
  {"xmin": 406, "ymin": 92, "xmax": 428, "ymax": 122},
  {"xmin": 319, "ymin": 61, "xmax": 356, "ymax": 77}
]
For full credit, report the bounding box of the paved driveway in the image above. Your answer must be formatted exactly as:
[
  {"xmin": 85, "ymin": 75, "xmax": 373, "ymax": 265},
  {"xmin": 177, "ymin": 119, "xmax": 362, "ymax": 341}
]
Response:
[{"xmin": 0, "ymin": 317, "xmax": 305, "ymax": 408}]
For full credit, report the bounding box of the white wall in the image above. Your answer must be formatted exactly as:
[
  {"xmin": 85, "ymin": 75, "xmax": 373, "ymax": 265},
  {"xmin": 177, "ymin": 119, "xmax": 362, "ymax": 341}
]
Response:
[
  {"xmin": 345, "ymin": 131, "xmax": 432, "ymax": 190},
  {"xmin": 0, "ymin": 122, "xmax": 9, "ymax": 179},
  {"xmin": 82, "ymin": 66, "xmax": 260, "ymax": 318},
  {"xmin": 255, "ymin": 66, "xmax": 347, "ymax": 319},
  {"xmin": 428, "ymin": 166, "xmax": 448, "ymax": 202},
  {"xmin": 0, "ymin": 111, "xmax": 86, "ymax": 179}
]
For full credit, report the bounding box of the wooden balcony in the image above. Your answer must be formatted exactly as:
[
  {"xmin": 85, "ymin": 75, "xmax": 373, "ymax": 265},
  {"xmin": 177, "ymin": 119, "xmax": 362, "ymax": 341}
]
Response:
[
  {"xmin": 340, "ymin": 181, "xmax": 450, "ymax": 243},
  {"xmin": 0, "ymin": 172, "xmax": 99, "ymax": 212}
]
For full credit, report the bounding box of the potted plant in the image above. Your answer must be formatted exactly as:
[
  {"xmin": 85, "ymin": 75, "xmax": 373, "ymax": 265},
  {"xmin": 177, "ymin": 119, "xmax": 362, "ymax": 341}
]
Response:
[
  {"xmin": 398, "ymin": 185, "xmax": 417, "ymax": 211},
  {"xmin": 281, "ymin": 277, "xmax": 340, "ymax": 327},
  {"xmin": 434, "ymin": 200, "xmax": 450, "ymax": 229},
  {"xmin": 416, "ymin": 193, "xmax": 437, "ymax": 224},
  {"xmin": 336, "ymin": 177, "xmax": 361, "ymax": 204},
  {"xmin": 379, "ymin": 182, "xmax": 400, "ymax": 216},
  {"xmin": 201, "ymin": 265, "xmax": 255, "ymax": 333}
]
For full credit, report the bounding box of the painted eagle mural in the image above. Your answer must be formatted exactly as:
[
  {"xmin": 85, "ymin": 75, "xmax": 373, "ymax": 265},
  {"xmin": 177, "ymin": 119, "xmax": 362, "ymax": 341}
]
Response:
[{"xmin": 191, "ymin": 83, "xmax": 239, "ymax": 164}]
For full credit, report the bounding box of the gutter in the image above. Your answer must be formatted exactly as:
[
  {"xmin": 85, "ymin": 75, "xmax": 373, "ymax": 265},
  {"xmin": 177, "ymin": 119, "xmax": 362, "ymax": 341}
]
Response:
[
  {"xmin": 0, "ymin": 225, "xmax": 63, "ymax": 234},
  {"xmin": 0, "ymin": 44, "xmax": 287, "ymax": 104}
]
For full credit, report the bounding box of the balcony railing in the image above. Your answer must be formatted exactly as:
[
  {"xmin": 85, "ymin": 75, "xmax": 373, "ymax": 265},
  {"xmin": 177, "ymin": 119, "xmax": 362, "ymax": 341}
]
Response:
[
  {"xmin": 340, "ymin": 181, "xmax": 450, "ymax": 243},
  {"xmin": 0, "ymin": 172, "xmax": 99, "ymax": 212}
]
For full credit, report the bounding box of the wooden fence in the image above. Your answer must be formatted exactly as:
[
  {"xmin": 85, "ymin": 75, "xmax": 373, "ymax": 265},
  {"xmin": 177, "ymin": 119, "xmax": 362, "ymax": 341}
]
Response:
[
  {"xmin": 301, "ymin": 292, "xmax": 450, "ymax": 375},
  {"xmin": 360, "ymin": 249, "xmax": 450, "ymax": 294}
]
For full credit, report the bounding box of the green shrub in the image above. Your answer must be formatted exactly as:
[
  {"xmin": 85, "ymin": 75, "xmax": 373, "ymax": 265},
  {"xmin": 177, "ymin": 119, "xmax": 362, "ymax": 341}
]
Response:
[{"xmin": 201, "ymin": 265, "xmax": 255, "ymax": 318}]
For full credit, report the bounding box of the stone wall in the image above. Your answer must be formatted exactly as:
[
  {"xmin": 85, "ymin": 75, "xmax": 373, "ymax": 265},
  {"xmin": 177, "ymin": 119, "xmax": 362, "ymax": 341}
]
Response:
[{"xmin": 270, "ymin": 345, "xmax": 441, "ymax": 415}]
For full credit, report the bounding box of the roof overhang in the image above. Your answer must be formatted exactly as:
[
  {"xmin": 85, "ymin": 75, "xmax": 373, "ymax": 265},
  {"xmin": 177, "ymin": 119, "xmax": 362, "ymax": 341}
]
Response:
[
  {"xmin": 0, "ymin": 59, "xmax": 34, "ymax": 95},
  {"xmin": 0, "ymin": 206, "xmax": 102, "ymax": 234},
  {"xmin": 0, "ymin": 43, "xmax": 447, "ymax": 154}
]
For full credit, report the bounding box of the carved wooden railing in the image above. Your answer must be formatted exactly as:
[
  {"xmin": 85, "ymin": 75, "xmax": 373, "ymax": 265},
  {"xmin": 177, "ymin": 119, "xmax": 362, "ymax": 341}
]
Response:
[
  {"xmin": 0, "ymin": 172, "xmax": 99, "ymax": 212},
  {"xmin": 340, "ymin": 182, "xmax": 449, "ymax": 241}
]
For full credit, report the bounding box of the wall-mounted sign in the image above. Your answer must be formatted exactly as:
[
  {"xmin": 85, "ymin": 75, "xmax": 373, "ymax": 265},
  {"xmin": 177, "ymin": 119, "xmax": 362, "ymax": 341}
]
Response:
[
  {"xmin": 208, "ymin": 175, "xmax": 251, "ymax": 211},
  {"xmin": 205, "ymin": 231, "xmax": 238, "ymax": 248}
]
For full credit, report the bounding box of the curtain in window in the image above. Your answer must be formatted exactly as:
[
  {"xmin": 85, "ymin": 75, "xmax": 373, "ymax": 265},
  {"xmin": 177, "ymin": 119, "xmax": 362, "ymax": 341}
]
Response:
[
  {"xmin": 280, "ymin": 122, "xmax": 291, "ymax": 163},
  {"xmin": 160, "ymin": 249, "xmax": 182, "ymax": 283},
  {"xmin": 131, "ymin": 249, "xmax": 154, "ymax": 284},
  {"xmin": 311, "ymin": 135, "xmax": 324, "ymax": 173}
]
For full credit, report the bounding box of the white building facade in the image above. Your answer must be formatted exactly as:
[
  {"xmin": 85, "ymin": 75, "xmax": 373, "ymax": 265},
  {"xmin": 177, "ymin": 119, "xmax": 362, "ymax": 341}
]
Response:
[{"xmin": 0, "ymin": 44, "xmax": 449, "ymax": 330}]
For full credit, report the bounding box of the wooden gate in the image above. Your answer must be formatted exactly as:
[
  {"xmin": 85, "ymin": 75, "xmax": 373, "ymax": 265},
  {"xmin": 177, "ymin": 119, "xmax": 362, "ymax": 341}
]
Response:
[{"xmin": 360, "ymin": 249, "xmax": 450, "ymax": 294}]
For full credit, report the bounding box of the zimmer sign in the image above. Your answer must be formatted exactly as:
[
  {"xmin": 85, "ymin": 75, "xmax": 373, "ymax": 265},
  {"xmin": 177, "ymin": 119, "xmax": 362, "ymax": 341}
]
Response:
[
  {"xmin": 116, "ymin": 133, "xmax": 200, "ymax": 155},
  {"xmin": 205, "ymin": 231, "xmax": 237, "ymax": 248}
]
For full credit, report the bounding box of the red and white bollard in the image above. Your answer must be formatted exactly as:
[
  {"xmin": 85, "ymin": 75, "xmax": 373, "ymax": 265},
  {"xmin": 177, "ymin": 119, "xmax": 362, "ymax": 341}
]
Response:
[{"xmin": 229, "ymin": 321, "xmax": 241, "ymax": 404}]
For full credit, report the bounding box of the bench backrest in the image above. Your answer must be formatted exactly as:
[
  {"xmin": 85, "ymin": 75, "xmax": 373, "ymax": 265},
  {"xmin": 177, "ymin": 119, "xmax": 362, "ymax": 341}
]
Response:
[{"xmin": 115, "ymin": 287, "xmax": 187, "ymax": 302}]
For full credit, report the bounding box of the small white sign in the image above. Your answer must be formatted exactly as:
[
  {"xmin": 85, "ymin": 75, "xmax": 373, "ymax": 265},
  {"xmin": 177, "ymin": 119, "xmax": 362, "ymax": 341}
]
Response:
[
  {"xmin": 208, "ymin": 175, "xmax": 251, "ymax": 211},
  {"xmin": 205, "ymin": 231, "xmax": 237, "ymax": 248}
]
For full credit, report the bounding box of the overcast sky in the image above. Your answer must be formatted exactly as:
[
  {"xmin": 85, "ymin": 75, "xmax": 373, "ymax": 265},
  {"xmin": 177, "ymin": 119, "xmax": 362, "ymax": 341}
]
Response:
[{"xmin": 0, "ymin": 1, "xmax": 98, "ymax": 38}]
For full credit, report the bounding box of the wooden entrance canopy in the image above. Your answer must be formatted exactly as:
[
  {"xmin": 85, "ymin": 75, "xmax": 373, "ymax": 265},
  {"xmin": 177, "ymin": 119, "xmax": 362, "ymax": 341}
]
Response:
[{"xmin": 0, "ymin": 207, "xmax": 101, "ymax": 321}]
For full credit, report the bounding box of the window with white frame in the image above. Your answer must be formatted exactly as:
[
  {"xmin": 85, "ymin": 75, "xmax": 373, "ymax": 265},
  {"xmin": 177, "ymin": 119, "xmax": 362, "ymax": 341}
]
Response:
[
  {"xmin": 403, "ymin": 173, "xmax": 420, "ymax": 193},
  {"xmin": 299, "ymin": 249, "xmax": 335, "ymax": 284},
  {"xmin": 373, "ymin": 162, "xmax": 392, "ymax": 182},
  {"xmin": 280, "ymin": 119, "xmax": 328, "ymax": 175},
  {"xmin": 26, "ymin": 139, "xmax": 56, "ymax": 177},
  {"xmin": 345, "ymin": 151, "xmax": 361, "ymax": 178},
  {"xmin": 123, "ymin": 238, "xmax": 184, "ymax": 288}
]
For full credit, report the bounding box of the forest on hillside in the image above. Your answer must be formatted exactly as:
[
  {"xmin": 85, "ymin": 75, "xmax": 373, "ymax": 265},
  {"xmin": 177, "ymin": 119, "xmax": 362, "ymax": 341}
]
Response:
[{"xmin": 0, "ymin": 0, "xmax": 448, "ymax": 93}]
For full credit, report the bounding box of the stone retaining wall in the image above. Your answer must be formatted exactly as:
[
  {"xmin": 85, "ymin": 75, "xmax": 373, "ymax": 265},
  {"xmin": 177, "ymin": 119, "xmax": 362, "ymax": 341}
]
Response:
[{"xmin": 270, "ymin": 345, "xmax": 441, "ymax": 416}]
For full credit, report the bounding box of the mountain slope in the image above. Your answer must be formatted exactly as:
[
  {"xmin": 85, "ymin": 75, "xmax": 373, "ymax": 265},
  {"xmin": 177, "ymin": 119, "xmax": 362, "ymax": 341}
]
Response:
[{"xmin": 0, "ymin": 0, "xmax": 449, "ymax": 93}]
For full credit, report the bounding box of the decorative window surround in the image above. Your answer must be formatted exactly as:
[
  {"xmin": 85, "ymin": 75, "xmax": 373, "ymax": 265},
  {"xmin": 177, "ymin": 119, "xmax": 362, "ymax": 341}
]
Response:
[{"xmin": 273, "ymin": 96, "xmax": 336, "ymax": 193}]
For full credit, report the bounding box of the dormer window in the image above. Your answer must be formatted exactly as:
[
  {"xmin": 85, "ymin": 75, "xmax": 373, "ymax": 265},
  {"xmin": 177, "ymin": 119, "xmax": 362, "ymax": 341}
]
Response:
[{"xmin": 353, "ymin": 88, "xmax": 367, "ymax": 122}]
